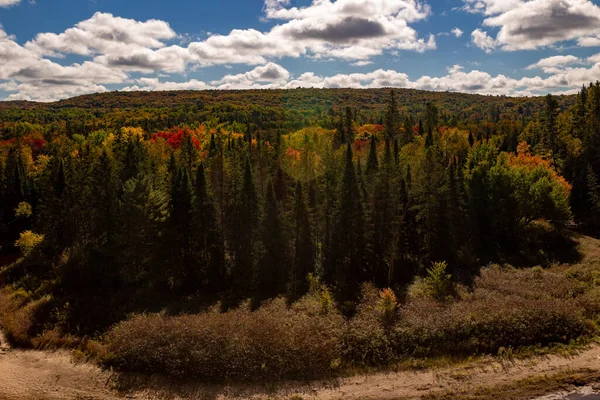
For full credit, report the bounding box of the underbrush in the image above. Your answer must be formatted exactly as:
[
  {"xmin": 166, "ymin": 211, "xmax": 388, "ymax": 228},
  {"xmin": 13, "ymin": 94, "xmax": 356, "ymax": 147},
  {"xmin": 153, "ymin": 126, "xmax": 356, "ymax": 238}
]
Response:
[
  {"xmin": 102, "ymin": 263, "xmax": 599, "ymax": 381},
  {"xmin": 2, "ymin": 257, "xmax": 598, "ymax": 382},
  {"xmin": 397, "ymin": 266, "xmax": 594, "ymax": 357},
  {"xmin": 106, "ymin": 296, "xmax": 345, "ymax": 381}
]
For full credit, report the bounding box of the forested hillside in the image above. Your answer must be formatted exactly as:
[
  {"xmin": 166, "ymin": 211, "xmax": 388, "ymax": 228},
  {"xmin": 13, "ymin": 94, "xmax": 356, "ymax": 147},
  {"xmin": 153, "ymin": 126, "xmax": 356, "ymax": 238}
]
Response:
[{"xmin": 0, "ymin": 86, "xmax": 599, "ymax": 380}]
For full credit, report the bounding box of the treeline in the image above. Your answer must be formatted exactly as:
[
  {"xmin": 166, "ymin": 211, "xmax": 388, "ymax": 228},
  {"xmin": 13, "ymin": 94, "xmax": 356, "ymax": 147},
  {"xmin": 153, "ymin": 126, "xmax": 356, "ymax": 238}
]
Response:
[
  {"xmin": 0, "ymin": 88, "xmax": 572, "ymax": 140},
  {"xmin": 0, "ymin": 86, "xmax": 594, "ymax": 334}
]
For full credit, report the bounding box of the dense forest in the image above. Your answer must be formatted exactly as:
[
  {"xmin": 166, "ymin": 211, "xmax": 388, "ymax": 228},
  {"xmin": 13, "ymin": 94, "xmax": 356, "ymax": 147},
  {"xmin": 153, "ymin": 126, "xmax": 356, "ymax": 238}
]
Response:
[{"xmin": 0, "ymin": 84, "xmax": 598, "ymax": 338}]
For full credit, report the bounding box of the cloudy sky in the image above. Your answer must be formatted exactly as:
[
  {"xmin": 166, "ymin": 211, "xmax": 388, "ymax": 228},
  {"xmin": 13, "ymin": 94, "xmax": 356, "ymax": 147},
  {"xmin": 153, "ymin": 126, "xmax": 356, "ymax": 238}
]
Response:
[{"xmin": 1, "ymin": 0, "xmax": 600, "ymax": 101}]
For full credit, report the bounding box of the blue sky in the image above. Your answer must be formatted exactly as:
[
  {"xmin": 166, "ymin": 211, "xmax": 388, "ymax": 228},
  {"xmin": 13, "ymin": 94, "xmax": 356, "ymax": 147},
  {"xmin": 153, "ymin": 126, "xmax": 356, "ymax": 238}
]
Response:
[{"xmin": 1, "ymin": 0, "xmax": 600, "ymax": 101}]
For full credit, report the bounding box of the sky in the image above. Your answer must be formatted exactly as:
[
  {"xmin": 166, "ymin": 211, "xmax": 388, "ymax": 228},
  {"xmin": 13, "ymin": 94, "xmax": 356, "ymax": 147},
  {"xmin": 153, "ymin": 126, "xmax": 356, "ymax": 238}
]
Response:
[{"xmin": 1, "ymin": 0, "xmax": 600, "ymax": 102}]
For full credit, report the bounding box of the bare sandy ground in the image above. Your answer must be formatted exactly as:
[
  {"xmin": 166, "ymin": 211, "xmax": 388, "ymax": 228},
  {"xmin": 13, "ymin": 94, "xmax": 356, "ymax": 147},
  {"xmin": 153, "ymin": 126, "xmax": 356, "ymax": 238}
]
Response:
[{"xmin": 1, "ymin": 326, "xmax": 599, "ymax": 400}]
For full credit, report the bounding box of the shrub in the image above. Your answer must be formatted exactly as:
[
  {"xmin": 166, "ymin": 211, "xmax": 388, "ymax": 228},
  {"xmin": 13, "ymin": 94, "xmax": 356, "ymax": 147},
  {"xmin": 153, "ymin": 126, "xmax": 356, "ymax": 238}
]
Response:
[
  {"xmin": 342, "ymin": 284, "xmax": 399, "ymax": 366},
  {"xmin": 408, "ymin": 261, "xmax": 456, "ymax": 301},
  {"xmin": 105, "ymin": 297, "xmax": 345, "ymax": 381},
  {"xmin": 0, "ymin": 290, "xmax": 52, "ymax": 347},
  {"xmin": 14, "ymin": 202, "xmax": 32, "ymax": 219},
  {"xmin": 394, "ymin": 266, "xmax": 592, "ymax": 356},
  {"xmin": 14, "ymin": 231, "xmax": 44, "ymax": 255}
]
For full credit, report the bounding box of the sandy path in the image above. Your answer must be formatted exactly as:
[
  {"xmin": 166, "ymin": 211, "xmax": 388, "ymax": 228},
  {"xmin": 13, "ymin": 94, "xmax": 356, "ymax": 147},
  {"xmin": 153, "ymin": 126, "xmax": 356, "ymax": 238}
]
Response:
[
  {"xmin": 0, "ymin": 331, "xmax": 120, "ymax": 400},
  {"xmin": 295, "ymin": 346, "xmax": 600, "ymax": 400},
  {"xmin": 0, "ymin": 327, "xmax": 599, "ymax": 400}
]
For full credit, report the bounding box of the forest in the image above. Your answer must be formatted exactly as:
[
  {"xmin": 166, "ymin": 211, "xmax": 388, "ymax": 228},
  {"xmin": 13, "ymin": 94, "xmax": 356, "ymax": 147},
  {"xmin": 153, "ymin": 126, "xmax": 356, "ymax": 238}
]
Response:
[{"xmin": 0, "ymin": 85, "xmax": 599, "ymax": 380}]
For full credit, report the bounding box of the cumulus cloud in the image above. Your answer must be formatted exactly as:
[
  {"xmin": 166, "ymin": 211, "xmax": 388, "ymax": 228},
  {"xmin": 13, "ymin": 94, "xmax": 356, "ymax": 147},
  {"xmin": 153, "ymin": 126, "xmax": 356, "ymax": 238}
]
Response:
[
  {"xmin": 123, "ymin": 58, "xmax": 600, "ymax": 98},
  {"xmin": 526, "ymin": 55, "xmax": 581, "ymax": 73},
  {"xmin": 471, "ymin": 29, "xmax": 498, "ymax": 52},
  {"xmin": 191, "ymin": 0, "xmax": 436, "ymax": 64},
  {"xmin": 0, "ymin": 0, "xmax": 21, "ymax": 7},
  {"xmin": 3, "ymin": 0, "xmax": 600, "ymax": 101},
  {"xmin": 463, "ymin": 0, "xmax": 600, "ymax": 51},
  {"xmin": 0, "ymin": 25, "xmax": 126, "ymax": 101},
  {"xmin": 351, "ymin": 60, "xmax": 375, "ymax": 67},
  {"xmin": 588, "ymin": 53, "xmax": 600, "ymax": 64}
]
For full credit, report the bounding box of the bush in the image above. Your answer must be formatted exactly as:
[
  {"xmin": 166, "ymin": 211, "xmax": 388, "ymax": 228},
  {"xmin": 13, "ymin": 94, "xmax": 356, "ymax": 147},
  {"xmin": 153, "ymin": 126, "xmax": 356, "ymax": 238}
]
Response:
[
  {"xmin": 14, "ymin": 231, "xmax": 44, "ymax": 255},
  {"xmin": 408, "ymin": 261, "xmax": 457, "ymax": 301},
  {"xmin": 395, "ymin": 266, "xmax": 592, "ymax": 356},
  {"xmin": 0, "ymin": 289, "xmax": 52, "ymax": 347},
  {"xmin": 105, "ymin": 297, "xmax": 345, "ymax": 381},
  {"xmin": 342, "ymin": 284, "xmax": 399, "ymax": 367}
]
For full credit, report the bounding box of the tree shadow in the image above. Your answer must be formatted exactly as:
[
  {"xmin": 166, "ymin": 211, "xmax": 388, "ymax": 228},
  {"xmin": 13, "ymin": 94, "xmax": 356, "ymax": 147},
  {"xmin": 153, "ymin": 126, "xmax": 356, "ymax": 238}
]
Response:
[{"xmin": 110, "ymin": 371, "xmax": 340, "ymax": 400}]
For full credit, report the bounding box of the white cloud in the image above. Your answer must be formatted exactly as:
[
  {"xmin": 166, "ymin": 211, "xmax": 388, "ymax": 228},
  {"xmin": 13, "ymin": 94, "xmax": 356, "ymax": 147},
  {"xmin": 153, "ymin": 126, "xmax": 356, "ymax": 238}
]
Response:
[
  {"xmin": 588, "ymin": 53, "xmax": 600, "ymax": 64},
  {"xmin": 451, "ymin": 27, "xmax": 464, "ymax": 38},
  {"xmin": 0, "ymin": 25, "xmax": 126, "ymax": 102},
  {"xmin": 463, "ymin": 0, "xmax": 600, "ymax": 51},
  {"xmin": 189, "ymin": 0, "xmax": 436, "ymax": 65},
  {"xmin": 0, "ymin": 0, "xmax": 21, "ymax": 7},
  {"xmin": 125, "ymin": 58, "xmax": 600, "ymax": 98},
  {"xmin": 471, "ymin": 29, "xmax": 498, "ymax": 52},
  {"xmin": 3, "ymin": 1, "xmax": 600, "ymax": 101},
  {"xmin": 351, "ymin": 60, "xmax": 375, "ymax": 67},
  {"xmin": 526, "ymin": 55, "xmax": 581, "ymax": 73},
  {"xmin": 214, "ymin": 62, "xmax": 291, "ymax": 89}
]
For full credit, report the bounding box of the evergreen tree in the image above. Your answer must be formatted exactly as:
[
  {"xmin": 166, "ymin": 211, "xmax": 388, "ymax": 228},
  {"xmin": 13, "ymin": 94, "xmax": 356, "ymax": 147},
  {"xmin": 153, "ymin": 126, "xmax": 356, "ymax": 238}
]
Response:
[
  {"xmin": 328, "ymin": 143, "xmax": 365, "ymax": 300},
  {"xmin": 292, "ymin": 181, "xmax": 315, "ymax": 298},
  {"xmin": 425, "ymin": 126, "xmax": 434, "ymax": 148},
  {"xmin": 257, "ymin": 179, "xmax": 287, "ymax": 301},
  {"xmin": 231, "ymin": 157, "xmax": 259, "ymax": 300},
  {"xmin": 345, "ymin": 106, "xmax": 355, "ymax": 143},
  {"xmin": 89, "ymin": 149, "xmax": 117, "ymax": 245},
  {"xmin": 587, "ymin": 164, "xmax": 600, "ymax": 226},
  {"xmin": 193, "ymin": 162, "xmax": 225, "ymax": 293},
  {"xmin": 180, "ymin": 133, "xmax": 198, "ymax": 172},
  {"xmin": 170, "ymin": 167, "xmax": 195, "ymax": 292},
  {"xmin": 365, "ymin": 135, "xmax": 379, "ymax": 176},
  {"xmin": 403, "ymin": 115, "xmax": 413, "ymax": 146}
]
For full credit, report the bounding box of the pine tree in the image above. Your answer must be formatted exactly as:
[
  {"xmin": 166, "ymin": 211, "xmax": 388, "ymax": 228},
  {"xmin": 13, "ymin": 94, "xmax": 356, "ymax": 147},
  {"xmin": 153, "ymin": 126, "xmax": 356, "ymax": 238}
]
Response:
[
  {"xmin": 180, "ymin": 132, "xmax": 198, "ymax": 172},
  {"xmin": 542, "ymin": 94, "xmax": 559, "ymax": 170},
  {"xmin": 193, "ymin": 162, "xmax": 224, "ymax": 293},
  {"xmin": 371, "ymin": 138, "xmax": 394, "ymax": 285},
  {"xmin": 587, "ymin": 164, "xmax": 600, "ymax": 226},
  {"xmin": 365, "ymin": 135, "xmax": 379, "ymax": 176},
  {"xmin": 89, "ymin": 149, "xmax": 117, "ymax": 245},
  {"xmin": 425, "ymin": 126, "xmax": 434, "ymax": 148},
  {"xmin": 393, "ymin": 137, "xmax": 400, "ymax": 165},
  {"xmin": 328, "ymin": 143, "xmax": 365, "ymax": 300},
  {"xmin": 231, "ymin": 157, "xmax": 259, "ymax": 300},
  {"xmin": 403, "ymin": 115, "xmax": 413, "ymax": 146},
  {"xmin": 170, "ymin": 167, "xmax": 195, "ymax": 292},
  {"xmin": 257, "ymin": 179, "xmax": 287, "ymax": 301},
  {"xmin": 292, "ymin": 181, "xmax": 315, "ymax": 298}
]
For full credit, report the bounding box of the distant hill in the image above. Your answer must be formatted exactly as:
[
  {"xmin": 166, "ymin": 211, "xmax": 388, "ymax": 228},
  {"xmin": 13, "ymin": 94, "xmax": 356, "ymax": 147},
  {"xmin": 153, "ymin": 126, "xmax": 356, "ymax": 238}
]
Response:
[{"xmin": 0, "ymin": 88, "xmax": 575, "ymax": 114}]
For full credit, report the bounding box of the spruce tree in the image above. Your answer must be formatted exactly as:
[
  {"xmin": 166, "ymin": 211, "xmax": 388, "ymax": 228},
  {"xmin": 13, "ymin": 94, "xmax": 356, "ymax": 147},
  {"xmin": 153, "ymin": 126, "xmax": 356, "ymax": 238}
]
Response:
[
  {"xmin": 292, "ymin": 181, "xmax": 315, "ymax": 298},
  {"xmin": 257, "ymin": 179, "xmax": 287, "ymax": 301},
  {"xmin": 329, "ymin": 143, "xmax": 365, "ymax": 300},
  {"xmin": 170, "ymin": 167, "xmax": 195, "ymax": 292},
  {"xmin": 231, "ymin": 157, "xmax": 259, "ymax": 300},
  {"xmin": 193, "ymin": 162, "xmax": 224, "ymax": 293},
  {"xmin": 425, "ymin": 126, "xmax": 434, "ymax": 148},
  {"xmin": 365, "ymin": 135, "xmax": 379, "ymax": 176}
]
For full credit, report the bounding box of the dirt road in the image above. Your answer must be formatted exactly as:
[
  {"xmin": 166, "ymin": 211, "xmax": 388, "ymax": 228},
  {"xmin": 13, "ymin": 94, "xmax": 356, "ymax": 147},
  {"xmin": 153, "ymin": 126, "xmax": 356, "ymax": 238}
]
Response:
[
  {"xmin": 0, "ymin": 332, "xmax": 118, "ymax": 400},
  {"xmin": 0, "ymin": 329, "xmax": 599, "ymax": 400}
]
